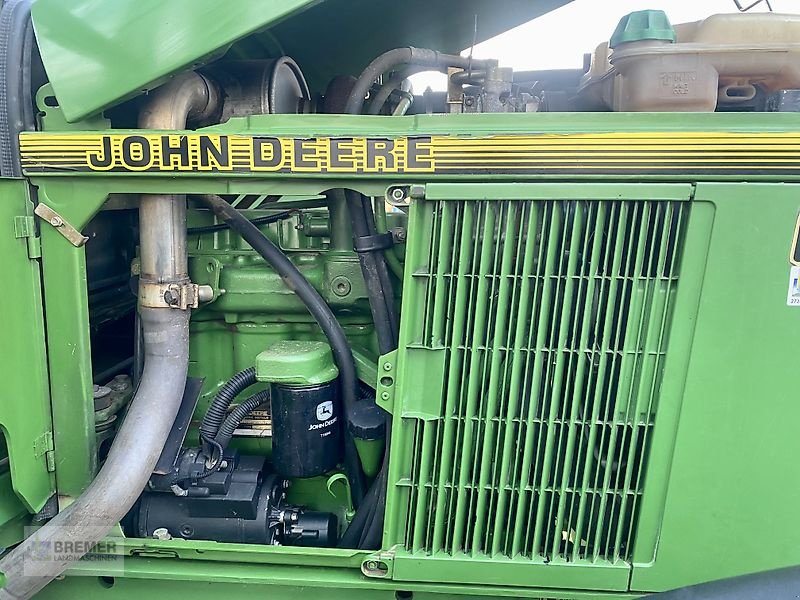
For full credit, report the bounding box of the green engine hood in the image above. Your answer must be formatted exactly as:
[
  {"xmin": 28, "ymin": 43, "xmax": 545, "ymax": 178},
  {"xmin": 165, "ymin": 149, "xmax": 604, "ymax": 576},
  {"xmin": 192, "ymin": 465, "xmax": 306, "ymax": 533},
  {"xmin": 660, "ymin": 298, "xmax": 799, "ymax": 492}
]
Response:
[{"xmin": 31, "ymin": 0, "xmax": 572, "ymax": 123}]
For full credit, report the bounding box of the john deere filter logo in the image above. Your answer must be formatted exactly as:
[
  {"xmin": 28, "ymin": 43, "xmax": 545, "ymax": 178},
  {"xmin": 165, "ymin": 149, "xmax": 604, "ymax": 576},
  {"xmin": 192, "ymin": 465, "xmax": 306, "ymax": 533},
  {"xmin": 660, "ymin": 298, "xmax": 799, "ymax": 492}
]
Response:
[
  {"xmin": 19, "ymin": 131, "xmax": 800, "ymax": 175},
  {"xmin": 316, "ymin": 401, "xmax": 334, "ymax": 422}
]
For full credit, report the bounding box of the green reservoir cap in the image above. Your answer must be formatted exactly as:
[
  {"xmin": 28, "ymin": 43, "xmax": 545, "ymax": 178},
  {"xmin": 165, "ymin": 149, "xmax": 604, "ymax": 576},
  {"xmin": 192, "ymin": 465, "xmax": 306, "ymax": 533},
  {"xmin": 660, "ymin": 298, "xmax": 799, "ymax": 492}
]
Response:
[
  {"xmin": 610, "ymin": 10, "xmax": 676, "ymax": 49},
  {"xmin": 256, "ymin": 340, "xmax": 339, "ymax": 386}
]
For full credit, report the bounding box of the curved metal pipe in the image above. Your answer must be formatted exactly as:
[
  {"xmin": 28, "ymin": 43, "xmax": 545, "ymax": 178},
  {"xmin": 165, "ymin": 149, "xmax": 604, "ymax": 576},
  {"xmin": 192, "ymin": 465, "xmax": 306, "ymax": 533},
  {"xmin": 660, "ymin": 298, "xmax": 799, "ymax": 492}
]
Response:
[{"xmin": 0, "ymin": 72, "xmax": 216, "ymax": 599}]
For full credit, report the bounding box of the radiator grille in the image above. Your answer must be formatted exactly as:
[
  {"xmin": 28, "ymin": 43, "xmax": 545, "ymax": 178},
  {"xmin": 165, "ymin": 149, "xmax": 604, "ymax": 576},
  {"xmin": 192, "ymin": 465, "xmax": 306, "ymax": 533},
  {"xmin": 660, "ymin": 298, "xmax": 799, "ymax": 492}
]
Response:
[{"xmin": 394, "ymin": 198, "xmax": 687, "ymax": 565}]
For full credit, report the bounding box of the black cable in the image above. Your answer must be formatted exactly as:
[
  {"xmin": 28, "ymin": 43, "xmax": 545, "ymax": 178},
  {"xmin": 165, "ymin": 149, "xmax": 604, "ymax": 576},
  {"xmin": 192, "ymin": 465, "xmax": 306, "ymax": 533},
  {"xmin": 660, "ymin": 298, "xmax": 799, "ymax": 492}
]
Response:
[
  {"xmin": 214, "ymin": 390, "xmax": 270, "ymax": 450},
  {"xmin": 338, "ymin": 465, "xmax": 382, "ymax": 547},
  {"xmin": 174, "ymin": 437, "xmax": 224, "ymax": 484},
  {"xmin": 199, "ymin": 367, "xmax": 257, "ymax": 444},
  {"xmin": 196, "ymin": 194, "xmax": 366, "ymax": 505},
  {"xmin": 188, "ymin": 209, "xmax": 299, "ymax": 235}
]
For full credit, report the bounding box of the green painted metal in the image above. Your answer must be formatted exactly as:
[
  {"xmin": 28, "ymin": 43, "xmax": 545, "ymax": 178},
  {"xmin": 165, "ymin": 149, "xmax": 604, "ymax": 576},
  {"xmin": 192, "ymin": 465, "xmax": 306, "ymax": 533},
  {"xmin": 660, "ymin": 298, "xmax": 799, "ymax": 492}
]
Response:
[
  {"xmin": 10, "ymin": 110, "xmax": 800, "ymax": 597},
  {"xmin": 383, "ymin": 184, "xmax": 705, "ymax": 591},
  {"xmin": 39, "ymin": 558, "xmax": 641, "ymax": 600},
  {"xmin": 0, "ymin": 472, "xmax": 29, "ymax": 551},
  {"xmin": 0, "ymin": 180, "xmax": 55, "ymax": 513},
  {"xmin": 630, "ymin": 183, "xmax": 800, "ymax": 591},
  {"xmin": 36, "ymin": 186, "xmax": 107, "ymax": 496},
  {"xmin": 22, "ymin": 112, "xmax": 800, "ymax": 186},
  {"xmin": 31, "ymin": 0, "xmax": 313, "ymax": 123},
  {"xmin": 256, "ymin": 340, "xmax": 339, "ymax": 385},
  {"xmin": 186, "ymin": 204, "xmax": 376, "ymax": 444},
  {"xmin": 353, "ymin": 438, "xmax": 385, "ymax": 479},
  {"xmin": 31, "ymin": 0, "xmax": 572, "ymax": 122}
]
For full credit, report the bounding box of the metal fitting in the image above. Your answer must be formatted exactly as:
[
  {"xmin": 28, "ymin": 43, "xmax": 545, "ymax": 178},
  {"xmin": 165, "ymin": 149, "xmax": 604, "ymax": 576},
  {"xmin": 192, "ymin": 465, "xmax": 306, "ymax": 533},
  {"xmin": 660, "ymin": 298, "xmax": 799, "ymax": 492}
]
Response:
[
  {"xmin": 138, "ymin": 282, "xmax": 214, "ymax": 310},
  {"xmin": 152, "ymin": 527, "xmax": 172, "ymax": 541}
]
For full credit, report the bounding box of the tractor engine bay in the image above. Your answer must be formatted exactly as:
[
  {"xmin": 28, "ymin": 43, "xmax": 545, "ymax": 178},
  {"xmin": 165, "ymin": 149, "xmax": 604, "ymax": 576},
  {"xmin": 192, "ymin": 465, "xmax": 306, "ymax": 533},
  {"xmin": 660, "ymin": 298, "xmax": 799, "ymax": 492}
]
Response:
[
  {"xmin": 101, "ymin": 47, "xmax": 567, "ymax": 551},
  {"xmin": 68, "ymin": 10, "xmax": 800, "ymax": 553}
]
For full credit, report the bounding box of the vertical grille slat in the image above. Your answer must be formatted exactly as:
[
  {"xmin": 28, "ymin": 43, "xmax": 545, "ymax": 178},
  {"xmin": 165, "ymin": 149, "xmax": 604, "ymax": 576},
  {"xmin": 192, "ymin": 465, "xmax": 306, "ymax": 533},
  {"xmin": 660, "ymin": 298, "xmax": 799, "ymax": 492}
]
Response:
[{"xmin": 394, "ymin": 196, "xmax": 689, "ymax": 567}]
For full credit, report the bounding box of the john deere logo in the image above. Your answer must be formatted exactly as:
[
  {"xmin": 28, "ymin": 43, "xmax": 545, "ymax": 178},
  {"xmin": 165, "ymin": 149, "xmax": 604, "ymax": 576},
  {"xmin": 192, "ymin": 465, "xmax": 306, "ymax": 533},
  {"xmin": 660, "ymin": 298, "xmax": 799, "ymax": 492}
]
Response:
[{"xmin": 316, "ymin": 401, "xmax": 334, "ymax": 422}]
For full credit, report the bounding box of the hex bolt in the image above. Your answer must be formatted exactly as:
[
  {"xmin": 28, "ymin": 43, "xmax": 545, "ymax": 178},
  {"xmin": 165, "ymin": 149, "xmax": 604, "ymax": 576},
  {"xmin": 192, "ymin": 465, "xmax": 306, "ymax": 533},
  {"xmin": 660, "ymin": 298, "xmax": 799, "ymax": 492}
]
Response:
[
  {"xmin": 390, "ymin": 188, "xmax": 406, "ymax": 202},
  {"xmin": 152, "ymin": 528, "xmax": 172, "ymax": 541},
  {"xmin": 49, "ymin": 216, "xmax": 63, "ymax": 227},
  {"xmin": 366, "ymin": 560, "xmax": 379, "ymax": 570},
  {"xmin": 163, "ymin": 290, "xmax": 177, "ymax": 306}
]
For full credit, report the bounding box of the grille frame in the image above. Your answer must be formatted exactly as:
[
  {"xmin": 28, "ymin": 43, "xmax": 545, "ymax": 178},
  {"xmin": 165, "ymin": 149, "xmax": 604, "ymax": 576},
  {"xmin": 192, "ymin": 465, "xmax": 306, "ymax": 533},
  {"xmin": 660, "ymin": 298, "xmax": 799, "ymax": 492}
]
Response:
[{"xmin": 383, "ymin": 183, "xmax": 713, "ymax": 590}]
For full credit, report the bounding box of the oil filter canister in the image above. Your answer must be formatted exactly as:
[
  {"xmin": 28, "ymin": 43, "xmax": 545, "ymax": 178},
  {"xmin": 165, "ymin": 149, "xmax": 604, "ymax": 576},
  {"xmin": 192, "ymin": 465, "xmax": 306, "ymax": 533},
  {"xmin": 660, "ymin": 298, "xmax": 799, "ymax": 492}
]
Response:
[{"xmin": 256, "ymin": 341, "xmax": 343, "ymax": 478}]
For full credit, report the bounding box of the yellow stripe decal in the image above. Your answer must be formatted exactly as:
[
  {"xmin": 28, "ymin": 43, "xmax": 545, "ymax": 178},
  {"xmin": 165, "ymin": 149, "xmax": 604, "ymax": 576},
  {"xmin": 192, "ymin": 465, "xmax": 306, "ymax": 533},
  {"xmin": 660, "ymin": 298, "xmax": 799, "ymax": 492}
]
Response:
[{"xmin": 18, "ymin": 132, "xmax": 800, "ymax": 175}]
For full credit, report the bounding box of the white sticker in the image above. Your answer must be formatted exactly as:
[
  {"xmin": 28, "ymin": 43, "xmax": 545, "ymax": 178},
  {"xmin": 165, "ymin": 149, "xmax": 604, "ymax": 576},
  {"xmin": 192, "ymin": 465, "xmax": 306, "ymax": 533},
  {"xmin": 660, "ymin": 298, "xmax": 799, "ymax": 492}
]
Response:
[
  {"xmin": 316, "ymin": 401, "xmax": 334, "ymax": 422},
  {"xmin": 788, "ymin": 266, "xmax": 800, "ymax": 306}
]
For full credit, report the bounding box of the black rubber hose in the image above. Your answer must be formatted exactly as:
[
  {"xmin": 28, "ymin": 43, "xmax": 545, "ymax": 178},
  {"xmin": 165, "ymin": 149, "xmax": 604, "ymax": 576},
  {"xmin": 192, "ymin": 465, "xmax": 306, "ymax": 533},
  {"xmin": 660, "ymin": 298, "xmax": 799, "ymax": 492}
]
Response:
[
  {"xmin": 214, "ymin": 390, "xmax": 269, "ymax": 450},
  {"xmin": 344, "ymin": 47, "xmax": 489, "ymax": 115},
  {"xmin": 344, "ymin": 189, "xmax": 398, "ymax": 353},
  {"xmin": 339, "ymin": 46, "xmax": 494, "ymax": 549},
  {"xmin": 366, "ymin": 65, "xmax": 443, "ymax": 115},
  {"xmin": 338, "ymin": 465, "xmax": 382, "ymax": 547},
  {"xmin": 188, "ymin": 209, "xmax": 299, "ymax": 235},
  {"xmin": 199, "ymin": 367, "xmax": 256, "ymax": 443},
  {"xmin": 196, "ymin": 194, "xmax": 365, "ymax": 504}
]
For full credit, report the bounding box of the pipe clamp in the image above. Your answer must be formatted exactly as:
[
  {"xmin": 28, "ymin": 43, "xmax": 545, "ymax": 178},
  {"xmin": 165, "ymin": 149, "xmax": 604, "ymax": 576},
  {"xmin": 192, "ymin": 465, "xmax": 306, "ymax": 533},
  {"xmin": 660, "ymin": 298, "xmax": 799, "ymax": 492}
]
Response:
[{"xmin": 139, "ymin": 281, "xmax": 213, "ymax": 310}]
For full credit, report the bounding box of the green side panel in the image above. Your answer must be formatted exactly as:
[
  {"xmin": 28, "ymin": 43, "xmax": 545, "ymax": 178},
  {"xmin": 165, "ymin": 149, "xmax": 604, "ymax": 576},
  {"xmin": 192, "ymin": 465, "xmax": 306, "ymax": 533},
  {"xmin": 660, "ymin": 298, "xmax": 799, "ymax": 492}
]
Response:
[
  {"xmin": 38, "ymin": 555, "xmax": 641, "ymax": 600},
  {"xmin": 385, "ymin": 183, "xmax": 701, "ymax": 592},
  {"xmin": 31, "ymin": 0, "xmax": 572, "ymax": 122},
  {"xmin": 0, "ymin": 472, "xmax": 29, "ymax": 549},
  {"xmin": 37, "ymin": 186, "xmax": 109, "ymax": 496},
  {"xmin": 0, "ymin": 180, "xmax": 54, "ymax": 513},
  {"xmin": 630, "ymin": 183, "xmax": 800, "ymax": 592}
]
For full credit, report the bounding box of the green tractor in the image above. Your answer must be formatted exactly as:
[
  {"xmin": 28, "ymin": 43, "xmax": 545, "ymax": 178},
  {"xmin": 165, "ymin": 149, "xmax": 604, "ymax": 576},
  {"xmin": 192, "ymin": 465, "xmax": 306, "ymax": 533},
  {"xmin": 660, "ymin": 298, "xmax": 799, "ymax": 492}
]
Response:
[{"xmin": 0, "ymin": 1, "xmax": 797, "ymax": 598}]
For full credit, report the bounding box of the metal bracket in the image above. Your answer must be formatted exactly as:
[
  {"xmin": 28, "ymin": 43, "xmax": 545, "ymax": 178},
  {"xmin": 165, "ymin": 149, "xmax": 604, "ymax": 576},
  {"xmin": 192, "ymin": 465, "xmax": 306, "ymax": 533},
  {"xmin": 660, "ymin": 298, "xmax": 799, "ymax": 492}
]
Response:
[
  {"xmin": 139, "ymin": 281, "xmax": 213, "ymax": 310},
  {"xmin": 375, "ymin": 350, "xmax": 398, "ymax": 415},
  {"xmin": 33, "ymin": 203, "xmax": 89, "ymax": 247},
  {"xmin": 385, "ymin": 184, "xmax": 425, "ymax": 207},
  {"xmin": 361, "ymin": 550, "xmax": 395, "ymax": 579}
]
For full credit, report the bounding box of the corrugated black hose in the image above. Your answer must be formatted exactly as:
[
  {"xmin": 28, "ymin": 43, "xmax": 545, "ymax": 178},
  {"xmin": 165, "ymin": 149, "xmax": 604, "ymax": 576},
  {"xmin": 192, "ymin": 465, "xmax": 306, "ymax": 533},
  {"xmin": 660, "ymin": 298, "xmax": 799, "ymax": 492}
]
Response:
[
  {"xmin": 199, "ymin": 366, "xmax": 257, "ymax": 444},
  {"xmin": 214, "ymin": 390, "xmax": 270, "ymax": 450},
  {"xmin": 195, "ymin": 194, "xmax": 366, "ymax": 506}
]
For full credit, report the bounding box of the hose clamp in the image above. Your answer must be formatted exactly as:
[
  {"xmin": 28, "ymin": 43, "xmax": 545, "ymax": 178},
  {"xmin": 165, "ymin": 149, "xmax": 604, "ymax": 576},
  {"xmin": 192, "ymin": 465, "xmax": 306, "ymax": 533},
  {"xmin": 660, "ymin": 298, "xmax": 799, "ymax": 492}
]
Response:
[{"xmin": 139, "ymin": 281, "xmax": 213, "ymax": 310}]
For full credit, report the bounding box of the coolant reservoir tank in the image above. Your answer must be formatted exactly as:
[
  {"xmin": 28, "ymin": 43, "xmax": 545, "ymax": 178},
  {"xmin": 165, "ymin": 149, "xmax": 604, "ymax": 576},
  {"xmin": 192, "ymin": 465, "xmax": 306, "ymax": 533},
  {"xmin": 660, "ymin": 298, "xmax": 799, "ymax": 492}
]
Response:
[{"xmin": 578, "ymin": 11, "xmax": 800, "ymax": 111}]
